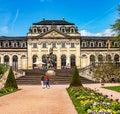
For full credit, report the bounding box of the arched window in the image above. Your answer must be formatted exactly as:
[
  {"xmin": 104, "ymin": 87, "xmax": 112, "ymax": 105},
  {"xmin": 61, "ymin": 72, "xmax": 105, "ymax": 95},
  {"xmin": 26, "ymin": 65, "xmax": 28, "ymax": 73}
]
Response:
[
  {"xmin": 42, "ymin": 55, "xmax": 47, "ymax": 63},
  {"xmin": 106, "ymin": 54, "xmax": 111, "ymax": 62},
  {"xmin": 33, "ymin": 55, "xmax": 38, "ymax": 69},
  {"xmin": 52, "ymin": 54, "xmax": 57, "ymax": 68},
  {"xmin": 90, "ymin": 55, "xmax": 95, "ymax": 66},
  {"xmin": 12, "ymin": 55, "xmax": 18, "ymax": 70},
  {"xmin": 61, "ymin": 55, "xmax": 66, "ymax": 69},
  {"xmin": 114, "ymin": 54, "xmax": 119, "ymax": 66},
  {"xmin": 42, "ymin": 54, "xmax": 47, "ymax": 69},
  {"xmin": 98, "ymin": 54, "xmax": 103, "ymax": 63},
  {"xmin": 70, "ymin": 55, "xmax": 76, "ymax": 68},
  {"xmin": 114, "ymin": 54, "xmax": 119, "ymax": 62},
  {"xmin": 4, "ymin": 55, "xmax": 9, "ymax": 66}
]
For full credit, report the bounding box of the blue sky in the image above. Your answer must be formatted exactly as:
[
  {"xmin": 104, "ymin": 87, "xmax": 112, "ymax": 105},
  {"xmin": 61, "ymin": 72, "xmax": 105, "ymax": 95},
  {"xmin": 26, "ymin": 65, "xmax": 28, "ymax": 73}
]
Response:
[{"xmin": 0, "ymin": 0, "xmax": 119, "ymax": 36}]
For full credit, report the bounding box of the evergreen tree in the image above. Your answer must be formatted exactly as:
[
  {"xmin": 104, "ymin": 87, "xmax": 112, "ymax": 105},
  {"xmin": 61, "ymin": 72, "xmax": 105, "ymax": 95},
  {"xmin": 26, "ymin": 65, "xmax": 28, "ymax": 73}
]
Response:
[
  {"xmin": 4, "ymin": 67, "xmax": 18, "ymax": 89},
  {"xmin": 70, "ymin": 66, "xmax": 82, "ymax": 87}
]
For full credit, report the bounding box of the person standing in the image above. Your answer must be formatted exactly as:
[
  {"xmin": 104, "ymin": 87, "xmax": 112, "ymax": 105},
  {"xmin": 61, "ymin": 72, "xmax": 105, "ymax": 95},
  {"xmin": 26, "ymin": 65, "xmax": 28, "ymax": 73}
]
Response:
[
  {"xmin": 41, "ymin": 75, "xmax": 45, "ymax": 89},
  {"xmin": 45, "ymin": 75, "xmax": 50, "ymax": 89}
]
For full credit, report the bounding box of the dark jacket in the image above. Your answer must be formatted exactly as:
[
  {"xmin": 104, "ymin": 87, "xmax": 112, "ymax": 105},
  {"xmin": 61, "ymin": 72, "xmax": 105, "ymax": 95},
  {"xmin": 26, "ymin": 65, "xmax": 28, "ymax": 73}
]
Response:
[{"xmin": 41, "ymin": 75, "xmax": 44, "ymax": 81}]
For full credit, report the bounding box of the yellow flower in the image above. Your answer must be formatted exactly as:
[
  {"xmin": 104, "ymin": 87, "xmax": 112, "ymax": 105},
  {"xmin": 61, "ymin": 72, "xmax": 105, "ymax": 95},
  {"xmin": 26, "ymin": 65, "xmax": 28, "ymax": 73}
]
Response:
[{"xmin": 87, "ymin": 109, "xmax": 92, "ymax": 113}]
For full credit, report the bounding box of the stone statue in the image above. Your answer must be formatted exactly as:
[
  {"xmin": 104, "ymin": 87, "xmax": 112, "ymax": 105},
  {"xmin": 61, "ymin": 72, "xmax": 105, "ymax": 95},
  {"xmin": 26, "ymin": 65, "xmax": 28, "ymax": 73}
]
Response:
[{"xmin": 46, "ymin": 47, "xmax": 55, "ymax": 69}]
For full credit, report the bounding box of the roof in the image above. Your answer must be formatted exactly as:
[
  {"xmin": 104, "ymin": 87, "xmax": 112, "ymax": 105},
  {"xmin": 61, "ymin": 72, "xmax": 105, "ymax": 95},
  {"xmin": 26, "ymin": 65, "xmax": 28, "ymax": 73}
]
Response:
[
  {"xmin": 0, "ymin": 36, "xmax": 27, "ymax": 40},
  {"xmin": 33, "ymin": 20, "xmax": 74, "ymax": 25},
  {"xmin": 81, "ymin": 36, "xmax": 114, "ymax": 40}
]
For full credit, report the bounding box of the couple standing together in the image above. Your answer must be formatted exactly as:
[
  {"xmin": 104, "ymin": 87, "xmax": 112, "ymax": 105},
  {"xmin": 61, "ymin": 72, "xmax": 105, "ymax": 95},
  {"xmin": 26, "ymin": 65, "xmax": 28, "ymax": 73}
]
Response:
[{"xmin": 41, "ymin": 75, "xmax": 50, "ymax": 89}]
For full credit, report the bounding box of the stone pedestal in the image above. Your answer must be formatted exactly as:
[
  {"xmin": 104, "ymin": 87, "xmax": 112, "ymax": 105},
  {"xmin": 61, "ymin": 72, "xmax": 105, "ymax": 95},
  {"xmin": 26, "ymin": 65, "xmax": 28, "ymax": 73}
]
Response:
[{"xmin": 45, "ymin": 69, "xmax": 56, "ymax": 76}]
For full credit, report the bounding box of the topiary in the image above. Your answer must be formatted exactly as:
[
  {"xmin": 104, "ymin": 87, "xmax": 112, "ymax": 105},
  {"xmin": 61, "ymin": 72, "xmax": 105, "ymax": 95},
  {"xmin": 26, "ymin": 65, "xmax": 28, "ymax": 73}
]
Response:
[
  {"xmin": 4, "ymin": 67, "xmax": 18, "ymax": 89},
  {"xmin": 70, "ymin": 66, "xmax": 83, "ymax": 87}
]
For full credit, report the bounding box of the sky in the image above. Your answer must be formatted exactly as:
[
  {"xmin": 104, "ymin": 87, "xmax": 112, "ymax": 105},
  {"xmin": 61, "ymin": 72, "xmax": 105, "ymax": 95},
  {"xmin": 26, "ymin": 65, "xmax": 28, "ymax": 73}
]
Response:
[{"xmin": 0, "ymin": 0, "xmax": 120, "ymax": 36}]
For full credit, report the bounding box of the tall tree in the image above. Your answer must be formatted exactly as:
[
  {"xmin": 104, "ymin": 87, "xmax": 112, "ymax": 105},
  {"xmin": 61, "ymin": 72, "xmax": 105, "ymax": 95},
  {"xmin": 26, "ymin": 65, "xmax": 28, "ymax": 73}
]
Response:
[{"xmin": 111, "ymin": 5, "xmax": 120, "ymax": 42}]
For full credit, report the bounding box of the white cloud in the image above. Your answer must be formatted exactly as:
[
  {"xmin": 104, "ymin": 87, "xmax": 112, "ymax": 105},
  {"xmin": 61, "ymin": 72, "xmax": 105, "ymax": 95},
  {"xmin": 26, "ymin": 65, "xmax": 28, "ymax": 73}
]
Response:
[
  {"xmin": 80, "ymin": 29, "xmax": 117, "ymax": 36},
  {"xmin": 0, "ymin": 26, "xmax": 8, "ymax": 35}
]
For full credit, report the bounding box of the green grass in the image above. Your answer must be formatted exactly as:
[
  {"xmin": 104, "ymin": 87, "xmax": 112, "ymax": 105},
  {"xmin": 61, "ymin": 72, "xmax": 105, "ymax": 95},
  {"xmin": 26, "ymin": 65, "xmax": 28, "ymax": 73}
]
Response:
[
  {"xmin": 0, "ymin": 88, "xmax": 20, "ymax": 97},
  {"xmin": 103, "ymin": 86, "xmax": 120, "ymax": 92}
]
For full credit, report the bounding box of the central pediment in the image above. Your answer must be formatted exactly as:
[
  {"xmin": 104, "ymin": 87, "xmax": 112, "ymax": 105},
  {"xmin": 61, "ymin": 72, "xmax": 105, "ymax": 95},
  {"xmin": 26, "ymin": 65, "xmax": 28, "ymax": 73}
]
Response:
[{"xmin": 38, "ymin": 29, "xmax": 70, "ymax": 38}]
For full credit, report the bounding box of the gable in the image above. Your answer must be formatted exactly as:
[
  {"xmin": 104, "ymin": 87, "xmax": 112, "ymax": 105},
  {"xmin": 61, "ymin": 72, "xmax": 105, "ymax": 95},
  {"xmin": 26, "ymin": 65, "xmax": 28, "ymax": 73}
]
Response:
[{"xmin": 42, "ymin": 30, "xmax": 66, "ymax": 38}]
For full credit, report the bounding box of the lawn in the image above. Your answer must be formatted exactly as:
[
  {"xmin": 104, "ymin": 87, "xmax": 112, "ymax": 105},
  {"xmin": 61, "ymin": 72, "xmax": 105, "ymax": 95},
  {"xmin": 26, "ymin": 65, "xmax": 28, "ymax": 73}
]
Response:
[{"xmin": 103, "ymin": 86, "xmax": 120, "ymax": 92}]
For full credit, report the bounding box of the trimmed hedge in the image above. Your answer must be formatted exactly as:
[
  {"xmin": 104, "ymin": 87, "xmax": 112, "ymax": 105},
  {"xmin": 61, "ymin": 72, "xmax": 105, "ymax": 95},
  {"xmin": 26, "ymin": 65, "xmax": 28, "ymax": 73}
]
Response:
[
  {"xmin": 70, "ymin": 66, "xmax": 82, "ymax": 87},
  {"xmin": 4, "ymin": 67, "xmax": 18, "ymax": 89}
]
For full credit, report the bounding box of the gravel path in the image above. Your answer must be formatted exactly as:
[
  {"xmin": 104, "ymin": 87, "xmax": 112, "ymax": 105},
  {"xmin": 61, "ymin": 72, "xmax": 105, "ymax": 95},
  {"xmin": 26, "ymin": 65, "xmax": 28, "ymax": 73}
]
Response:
[
  {"xmin": 83, "ymin": 83, "xmax": 120, "ymax": 102},
  {"xmin": 0, "ymin": 83, "xmax": 120, "ymax": 114},
  {"xmin": 0, "ymin": 85, "xmax": 77, "ymax": 114}
]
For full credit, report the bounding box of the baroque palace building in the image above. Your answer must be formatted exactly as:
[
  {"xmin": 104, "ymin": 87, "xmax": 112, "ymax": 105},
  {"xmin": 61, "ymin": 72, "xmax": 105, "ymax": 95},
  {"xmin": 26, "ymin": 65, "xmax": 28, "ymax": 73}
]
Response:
[{"xmin": 0, "ymin": 19, "xmax": 120, "ymax": 70}]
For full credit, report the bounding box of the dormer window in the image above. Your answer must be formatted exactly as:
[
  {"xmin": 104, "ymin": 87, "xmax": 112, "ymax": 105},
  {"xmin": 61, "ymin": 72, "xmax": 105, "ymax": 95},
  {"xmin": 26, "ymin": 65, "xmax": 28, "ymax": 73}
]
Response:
[
  {"xmin": 82, "ymin": 42, "xmax": 86, "ymax": 47},
  {"xmin": 33, "ymin": 28, "xmax": 37, "ymax": 33},
  {"xmin": 71, "ymin": 28, "xmax": 74, "ymax": 33},
  {"xmin": 98, "ymin": 42, "xmax": 102, "ymax": 47},
  {"xmin": 43, "ymin": 28, "xmax": 46, "ymax": 33},
  {"xmin": 9, "ymin": 42, "xmax": 11, "ymax": 47},
  {"xmin": 6, "ymin": 43, "xmax": 8, "ymax": 48},
  {"xmin": 62, "ymin": 29, "xmax": 65, "ymax": 33},
  {"xmin": 90, "ymin": 42, "xmax": 94, "ymax": 47},
  {"xmin": 14, "ymin": 43, "xmax": 17, "ymax": 47},
  {"xmin": 114, "ymin": 42, "xmax": 118, "ymax": 47}
]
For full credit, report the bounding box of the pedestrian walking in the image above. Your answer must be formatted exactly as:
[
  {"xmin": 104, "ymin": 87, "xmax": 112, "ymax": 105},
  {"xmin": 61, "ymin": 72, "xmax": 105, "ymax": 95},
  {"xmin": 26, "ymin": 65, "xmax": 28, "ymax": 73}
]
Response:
[
  {"xmin": 41, "ymin": 75, "xmax": 45, "ymax": 89},
  {"xmin": 45, "ymin": 75, "xmax": 50, "ymax": 89}
]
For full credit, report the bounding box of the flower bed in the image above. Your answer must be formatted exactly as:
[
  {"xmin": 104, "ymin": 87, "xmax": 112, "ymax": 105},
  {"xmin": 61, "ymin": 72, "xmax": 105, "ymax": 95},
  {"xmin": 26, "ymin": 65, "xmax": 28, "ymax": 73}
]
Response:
[{"xmin": 67, "ymin": 87, "xmax": 120, "ymax": 114}]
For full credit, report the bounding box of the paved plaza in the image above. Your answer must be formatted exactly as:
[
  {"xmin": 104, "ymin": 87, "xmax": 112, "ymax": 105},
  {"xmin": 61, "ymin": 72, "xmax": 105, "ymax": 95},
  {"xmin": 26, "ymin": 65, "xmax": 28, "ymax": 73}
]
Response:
[{"xmin": 0, "ymin": 83, "xmax": 120, "ymax": 114}]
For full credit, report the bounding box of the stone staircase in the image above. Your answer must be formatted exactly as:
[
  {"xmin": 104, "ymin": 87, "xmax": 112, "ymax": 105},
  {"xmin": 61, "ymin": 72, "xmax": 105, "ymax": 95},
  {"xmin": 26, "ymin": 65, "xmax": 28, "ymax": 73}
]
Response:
[{"xmin": 16, "ymin": 69, "xmax": 95, "ymax": 85}]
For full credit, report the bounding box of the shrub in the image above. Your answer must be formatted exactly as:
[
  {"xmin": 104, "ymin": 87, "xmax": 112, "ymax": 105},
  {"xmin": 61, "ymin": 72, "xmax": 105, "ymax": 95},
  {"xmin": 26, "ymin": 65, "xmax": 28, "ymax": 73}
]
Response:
[
  {"xmin": 4, "ymin": 67, "xmax": 18, "ymax": 89},
  {"xmin": 70, "ymin": 66, "xmax": 82, "ymax": 87}
]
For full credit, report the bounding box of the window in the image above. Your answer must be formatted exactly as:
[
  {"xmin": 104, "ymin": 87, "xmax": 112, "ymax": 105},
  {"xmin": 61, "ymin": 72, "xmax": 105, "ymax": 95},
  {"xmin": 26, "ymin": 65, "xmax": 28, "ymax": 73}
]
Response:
[
  {"xmin": 61, "ymin": 42, "xmax": 65, "ymax": 48},
  {"xmin": 6, "ymin": 43, "xmax": 8, "ymax": 48},
  {"xmin": 42, "ymin": 43, "xmax": 46, "ymax": 48},
  {"xmin": 98, "ymin": 42, "xmax": 102, "ymax": 47},
  {"xmin": 34, "ymin": 29, "xmax": 37, "ymax": 33},
  {"xmin": 23, "ymin": 43, "xmax": 26, "ymax": 48},
  {"xmin": 33, "ymin": 43, "xmax": 37, "ymax": 48},
  {"xmin": 114, "ymin": 42, "xmax": 118, "ymax": 47},
  {"xmin": 71, "ymin": 43, "xmax": 75, "ymax": 48},
  {"xmin": 9, "ymin": 42, "xmax": 11, "ymax": 47},
  {"xmin": 90, "ymin": 42, "xmax": 94, "ymax": 47},
  {"xmin": 62, "ymin": 29, "xmax": 65, "ymax": 33},
  {"xmin": 52, "ymin": 42, "xmax": 56, "ymax": 48},
  {"xmin": 82, "ymin": 42, "xmax": 86, "ymax": 47},
  {"xmin": 71, "ymin": 28, "xmax": 74, "ymax": 33},
  {"xmin": 43, "ymin": 28, "xmax": 46, "ymax": 33},
  {"xmin": 14, "ymin": 43, "xmax": 17, "ymax": 47}
]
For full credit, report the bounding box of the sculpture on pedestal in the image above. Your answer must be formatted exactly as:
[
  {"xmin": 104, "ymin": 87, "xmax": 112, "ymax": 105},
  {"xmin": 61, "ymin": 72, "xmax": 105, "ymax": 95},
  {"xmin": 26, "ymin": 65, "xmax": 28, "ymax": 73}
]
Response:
[{"xmin": 45, "ymin": 47, "xmax": 56, "ymax": 76}]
